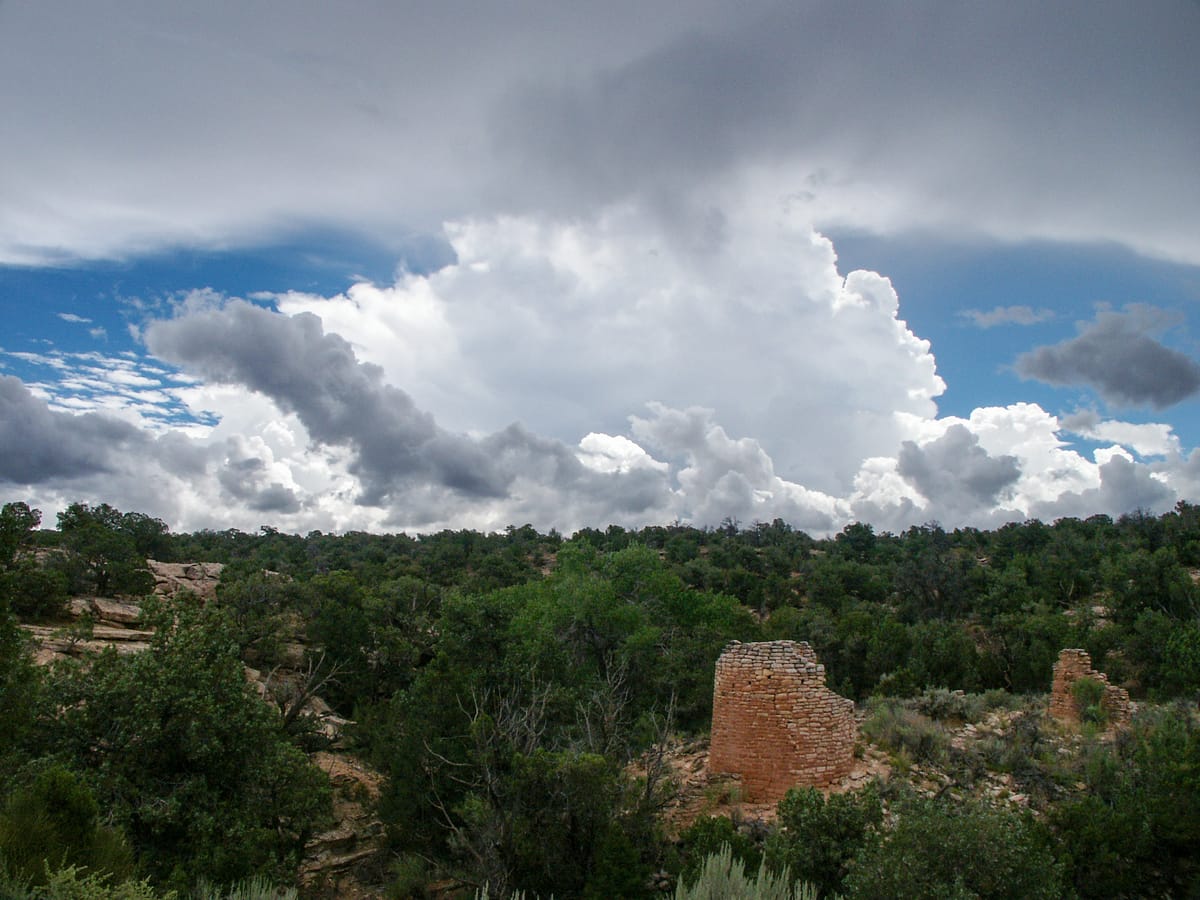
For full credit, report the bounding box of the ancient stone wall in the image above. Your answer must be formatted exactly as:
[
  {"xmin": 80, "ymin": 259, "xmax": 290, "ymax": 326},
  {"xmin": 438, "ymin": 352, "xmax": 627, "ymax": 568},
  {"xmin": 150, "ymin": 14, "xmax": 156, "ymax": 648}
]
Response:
[
  {"xmin": 1048, "ymin": 648, "xmax": 1132, "ymax": 729},
  {"xmin": 708, "ymin": 640, "xmax": 856, "ymax": 803}
]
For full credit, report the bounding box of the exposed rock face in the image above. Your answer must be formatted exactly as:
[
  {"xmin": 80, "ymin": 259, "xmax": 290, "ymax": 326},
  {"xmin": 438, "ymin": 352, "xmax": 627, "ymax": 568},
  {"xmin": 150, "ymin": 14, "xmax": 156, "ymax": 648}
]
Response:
[
  {"xmin": 73, "ymin": 596, "xmax": 143, "ymax": 625},
  {"xmin": 24, "ymin": 623, "xmax": 155, "ymax": 665},
  {"xmin": 708, "ymin": 640, "xmax": 856, "ymax": 803},
  {"xmin": 146, "ymin": 560, "xmax": 224, "ymax": 602},
  {"xmin": 300, "ymin": 752, "xmax": 388, "ymax": 896},
  {"xmin": 1049, "ymin": 648, "xmax": 1132, "ymax": 729}
]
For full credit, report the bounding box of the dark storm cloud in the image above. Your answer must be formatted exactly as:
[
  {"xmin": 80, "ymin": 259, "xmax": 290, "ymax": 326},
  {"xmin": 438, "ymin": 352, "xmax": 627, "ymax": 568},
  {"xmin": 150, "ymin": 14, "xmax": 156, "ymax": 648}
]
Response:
[
  {"xmin": 492, "ymin": 1, "xmax": 1200, "ymax": 259},
  {"xmin": 144, "ymin": 301, "xmax": 678, "ymax": 522},
  {"xmin": 1016, "ymin": 307, "xmax": 1200, "ymax": 408},
  {"xmin": 898, "ymin": 425, "xmax": 1021, "ymax": 512},
  {"xmin": 2, "ymin": 2, "xmax": 1197, "ymax": 263},
  {"xmin": 1059, "ymin": 409, "xmax": 1102, "ymax": 432},
  {"xmin": 482, "ymin": 423, "xmax": 670, "ymax": 516},
  {"xmin": 0, "ymin": 375, "xmax": 149, "ymax": 483},
  {"xmin": 247, "ymin": 483, "xmax": 302, "ymax": 515},
  {"xmin": 145, "ymin": 300, "xmax": 507, "ymax": 505}
]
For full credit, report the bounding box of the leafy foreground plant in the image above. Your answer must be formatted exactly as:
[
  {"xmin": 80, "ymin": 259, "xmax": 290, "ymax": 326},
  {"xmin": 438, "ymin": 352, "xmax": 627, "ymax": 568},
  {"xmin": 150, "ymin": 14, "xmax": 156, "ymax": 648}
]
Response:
[
  {"xmin": 0, "ymin": 864, "xmax": 161, "ymax": 900},
  {"xmin": 0, "ymin": 766, "xmax": 133, "ymax": 887},
  {"xmin": 191, "ymin": 875, "xmax": 297, "ymax": 900},
  {"xmin": 675, "ymin": 844, "xmax": 821, "ymax": 900},
  {"xmin": 0, "ymin": 866, "xmax": 299, "ymax": 900}
]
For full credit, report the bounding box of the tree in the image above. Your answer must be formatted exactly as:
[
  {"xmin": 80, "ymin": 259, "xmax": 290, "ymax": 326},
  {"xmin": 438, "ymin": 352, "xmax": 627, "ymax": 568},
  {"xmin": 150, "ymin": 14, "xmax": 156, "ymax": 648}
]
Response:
[
  {"xmin": 42, "ymin": 598, "xmax": 330, "ymax": 887},
  {"xmin": 55, "ymin": 503, "xmax": 155, "ymax": 597},
  {"xmin": 0, "ymin": 591, "xmax": 39, "ymax": 775},
  {"xmin": 0, "ymin": 502, "xmax": 40, "ymax": 569},
  {"xmin": 0, "ymin": 502, "xmax": 68, "ymax": 620},
  {"xmin": 1051, "ymin": 708, "xmax": 1200, "ymax": 897},
  {"xmin": 845, "ymin": 795, "xmax": 1063, "ymax": 899},
  {"xmin": 764, "ymin": 785, "xmax": 882, "ymax": 897},
  {"xmin": 0, "ymin": 765, "xmax": 133, "ymax": 885},
  {"xmin": 677, "ymin": 817, "xmax": 762, "ymax": 886}
]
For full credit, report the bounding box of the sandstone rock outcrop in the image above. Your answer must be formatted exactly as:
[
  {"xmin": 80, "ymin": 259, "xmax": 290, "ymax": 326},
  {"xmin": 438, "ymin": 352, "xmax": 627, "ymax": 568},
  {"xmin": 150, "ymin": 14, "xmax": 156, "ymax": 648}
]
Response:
[
  {"xmin": 146, "ymin": 560, "xmax": 224, "ymax": 602},
  {"xmin": 708, "ymin": 640, "xmax": 856, "ymax": 803},
  {"xmin": 1049, "ymin": 648, "xmax": 1131, "ymax": 729},
  {"xmin": 299, "ymin": 752, "xmax": 388, "ymax": 895}
]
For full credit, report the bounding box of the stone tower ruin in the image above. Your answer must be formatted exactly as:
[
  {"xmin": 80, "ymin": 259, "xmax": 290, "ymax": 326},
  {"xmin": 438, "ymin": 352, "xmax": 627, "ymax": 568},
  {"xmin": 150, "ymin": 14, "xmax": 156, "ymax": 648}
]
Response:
[
  {"xmin": 708, "ymin": 640, "xmax": 856, "ymax": 803},
  {"xmin": 1048, "ymin": 648, "xmax": 1131, "ymax": 729}
]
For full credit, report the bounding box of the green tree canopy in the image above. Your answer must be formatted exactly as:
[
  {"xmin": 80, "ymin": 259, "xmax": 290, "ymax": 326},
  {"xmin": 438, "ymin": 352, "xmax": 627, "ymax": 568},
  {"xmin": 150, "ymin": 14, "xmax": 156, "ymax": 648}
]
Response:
[{"xmin": 41, "ymin": 598, "xmax": 330, "ymax": 888}]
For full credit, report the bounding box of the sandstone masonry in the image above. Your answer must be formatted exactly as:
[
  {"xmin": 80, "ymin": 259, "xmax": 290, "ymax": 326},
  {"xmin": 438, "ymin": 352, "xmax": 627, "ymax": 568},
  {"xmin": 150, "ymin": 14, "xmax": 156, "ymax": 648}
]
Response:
[
  {"xmin": 708, "ymin": 640, "xmax": 856, "ymax": 803},
  {"xmin": 1048, "ymin": 648, "xmax": 1132, "ymax": 729}
]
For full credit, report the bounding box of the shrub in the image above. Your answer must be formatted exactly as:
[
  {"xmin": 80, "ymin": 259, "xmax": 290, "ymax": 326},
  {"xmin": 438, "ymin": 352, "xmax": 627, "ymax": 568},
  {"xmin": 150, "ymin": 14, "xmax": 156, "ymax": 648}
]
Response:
[
  {"xmin": 0, "ymin": 865, "xmax": 164, "ymax": 900},
  {"xmin": 0, "ymin": 765, "xmax": 133, "ymax": 886},
  {"xmin": 1, "ymin": 562, "xmax": 69, "ymax": 621},
  {"xmin": 845, "ymin": 796, "xmax": 1063, "ymax": 899},
  {"xmin": 386, "ymin": 853, "xmax": 430, "ymax": 900},
  {"xmin": 860, "ymin": 699, "xmax": 949, "ymax": 766},
  {"xmin": 1071, "ymin": 677, "xmax": 1108, "ymax": 728},
  {"xmin": 678, "ymin": 816, "xmax": 761, "ymax": 886},
  {"xmin": 674, "ymin": 844, "xmax": 819, "ymax": 900},
  {"xmin": 192, "ymin": 875, "xmax": 297, "ymax": 900},
  {"xmin": 1050, "ymin": 706, "xmax": 1200, "ymax": 897},
  {"xmin": 764, "ymin": 785, "xmax": 881, "ymax": 897}
]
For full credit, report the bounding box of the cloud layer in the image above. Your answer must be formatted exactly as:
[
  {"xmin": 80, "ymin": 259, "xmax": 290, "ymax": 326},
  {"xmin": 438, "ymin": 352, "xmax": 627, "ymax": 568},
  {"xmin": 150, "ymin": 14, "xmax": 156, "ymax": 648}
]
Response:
[
  {"xmin": 1, "ymin": 2, "xmax": 1198, "ymax": 264},
  {"xmin": 2, "ymin": 206, "xmax": 1195, "ymax": 535},
  {"xmin": 2, "ymin": 3, "xmax": 1199, "ymax": 535}
]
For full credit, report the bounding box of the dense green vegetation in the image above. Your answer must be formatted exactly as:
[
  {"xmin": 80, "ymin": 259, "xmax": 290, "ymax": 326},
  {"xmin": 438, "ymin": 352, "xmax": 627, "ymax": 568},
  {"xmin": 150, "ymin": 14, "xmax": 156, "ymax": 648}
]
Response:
[{"xmin": 2, "ymin": 499, "xmax": 1200, "ymax": 897}]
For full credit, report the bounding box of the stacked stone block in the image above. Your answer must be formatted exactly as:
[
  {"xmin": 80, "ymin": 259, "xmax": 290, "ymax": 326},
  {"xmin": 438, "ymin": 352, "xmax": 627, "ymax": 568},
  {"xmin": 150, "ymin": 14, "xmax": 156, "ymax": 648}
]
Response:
[
  {"xmin": 1049, "ymin": 648, "xmax": 1131, "ymax": 729},
  {"xmin": 709, "ymin": 640, "xmax": 856, "ymax": 803}
]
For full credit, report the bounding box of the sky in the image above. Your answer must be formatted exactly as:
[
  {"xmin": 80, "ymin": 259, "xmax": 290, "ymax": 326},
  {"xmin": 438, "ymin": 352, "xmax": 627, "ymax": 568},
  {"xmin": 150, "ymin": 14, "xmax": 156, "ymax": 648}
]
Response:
[{"xmin": 2, "ymin": 1, "xmax": 1200, "ymax": 537}]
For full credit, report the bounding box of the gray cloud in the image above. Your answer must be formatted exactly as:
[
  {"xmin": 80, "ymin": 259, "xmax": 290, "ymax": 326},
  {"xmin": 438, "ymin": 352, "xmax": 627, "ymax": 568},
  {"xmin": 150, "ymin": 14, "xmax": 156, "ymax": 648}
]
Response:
[
  {"xmin": 0, "ymin": 375, "xmax": 149, "ymax": 483},
  {"xmin": 897, "ymin": 424, "xmax": 1022, "ymax": 521},
  {"xmin": 2, "ymin": 351, "xmax": 1194, "ymax": 537},
  {"xmin": 492, "ymin": 1, "xmax": 1200, "ymax": 260},
  {"xmin": 144, "ymin": 300, "xmax": 684, "ymax": 527},
  {"xmin": 1016, "ymin": 306, "xmax": 1200, "ymax": 408},
  {"xmin": 1030, "ymin": 454, "xmax": 1175, "ymax": 521},
  {"xmin": 1059, "ymin": 409, "xmax": 1102, "ymax": 432},
  {"xmin": 216, "ymin": 453, "xmax": 300, "ymax": 514},
  {"xmin": 145, "ymin": 300, "xmax": 506, "ymax": 505},
  {"xmin": 629, "ymin": 403, "xmax": 842, "ymax": 533},
  {"xmin": 1, "ymin": 2, "xmax": 1197, "ymax": 264},
  {"xmin": 248, "ymin": 483, "xmax": 302, "ymax": 515}
]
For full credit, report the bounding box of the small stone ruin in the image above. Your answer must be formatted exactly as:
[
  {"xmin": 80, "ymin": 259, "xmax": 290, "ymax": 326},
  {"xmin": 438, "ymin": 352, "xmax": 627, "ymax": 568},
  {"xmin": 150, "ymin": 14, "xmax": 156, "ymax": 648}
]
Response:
[
  {"xmin": 708, "ymin": 640, "xmax": 856, "ymax": 803},
  {"xmin": 1048, "ymin": 648, "xmax": 1131, "ymax": 729}
]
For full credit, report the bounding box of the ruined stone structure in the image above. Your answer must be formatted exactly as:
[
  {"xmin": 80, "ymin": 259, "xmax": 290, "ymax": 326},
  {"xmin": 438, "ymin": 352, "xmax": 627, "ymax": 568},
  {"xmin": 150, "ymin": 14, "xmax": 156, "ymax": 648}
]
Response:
[
  {"xmin": 1049, "ymin": 648, "xmax": 1132, "ymax": 729},
  {"xmin": 708, "ymin": 640, "xmax": 856, "ymax": 803}
]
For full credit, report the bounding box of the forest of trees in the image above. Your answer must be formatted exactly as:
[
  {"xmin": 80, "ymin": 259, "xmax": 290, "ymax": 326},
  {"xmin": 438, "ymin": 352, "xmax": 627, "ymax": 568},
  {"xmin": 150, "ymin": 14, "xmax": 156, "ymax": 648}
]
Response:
[{"xmin": 2, "ymin": 500, "xmax": 1199, "ymax": 898}]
